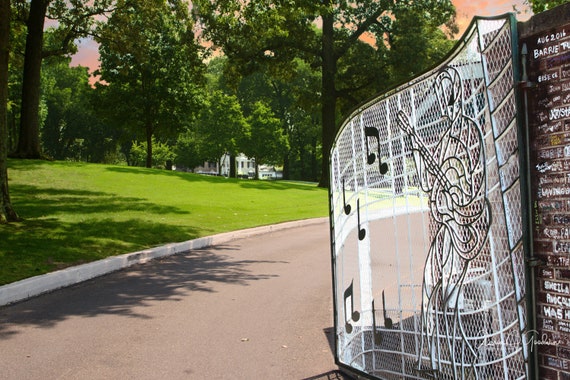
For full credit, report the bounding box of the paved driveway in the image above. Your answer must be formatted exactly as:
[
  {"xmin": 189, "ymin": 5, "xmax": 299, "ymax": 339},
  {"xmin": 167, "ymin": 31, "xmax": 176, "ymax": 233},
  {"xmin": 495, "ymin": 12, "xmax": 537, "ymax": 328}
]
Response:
[{"xmin": 0, "ymin": 220, "xmax": 351, "ymax": 380}]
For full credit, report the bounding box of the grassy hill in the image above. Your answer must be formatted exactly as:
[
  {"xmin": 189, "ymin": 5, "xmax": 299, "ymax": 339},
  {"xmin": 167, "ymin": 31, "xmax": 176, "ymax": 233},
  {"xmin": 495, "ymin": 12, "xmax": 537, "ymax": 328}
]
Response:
[{"xmin": 0, "ymin": 160, "xmax": 328, "ymax": 285}]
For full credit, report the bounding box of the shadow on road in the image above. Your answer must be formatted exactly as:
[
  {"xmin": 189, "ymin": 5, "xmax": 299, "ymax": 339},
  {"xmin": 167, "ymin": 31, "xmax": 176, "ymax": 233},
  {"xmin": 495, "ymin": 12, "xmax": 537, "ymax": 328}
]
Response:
[
  {"xmin": 302, "ymin": 370, "xmax": 355, "ymax": 380},
  {"xmin": 0, "ymin": 245, "xmax": 288, "ymax": 339},
  {"xmin": 301, "ymin": 328, "xmax": 355, "ymax": 380},
  {"xmin": 324, "ymin": 326, "xmax": 335, "ymax": 353}
]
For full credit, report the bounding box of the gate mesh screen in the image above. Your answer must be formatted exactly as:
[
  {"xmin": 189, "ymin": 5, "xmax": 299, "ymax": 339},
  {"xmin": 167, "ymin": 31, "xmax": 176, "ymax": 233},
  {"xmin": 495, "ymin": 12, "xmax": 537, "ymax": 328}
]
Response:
[{"xmin": 329, "ymin": 15, "xmax": 529, "ymax": 380}]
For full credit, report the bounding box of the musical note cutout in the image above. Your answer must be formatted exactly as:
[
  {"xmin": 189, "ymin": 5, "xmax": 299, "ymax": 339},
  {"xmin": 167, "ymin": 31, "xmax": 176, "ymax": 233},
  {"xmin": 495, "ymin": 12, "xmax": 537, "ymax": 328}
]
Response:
[
  {"xmin": 364, "ymin": 126, "xmax": 377, "ymax": 165},
  {"xmin": 364, "ymin": 126, "xmax": 389, "ymax": 174},
  {"xmin": 343, "ymin": 281, "xmax": 360, "ymax": 334},
  {"xmin": 357, "ymin": 199, "xmax": 366, "ymax": 240},
  {"xmin": 342, "ymin": 179, "xmax": 351, "ymax": 215},
  {"xmin": 372, "ymin": 299, "xmax": 383, "ymax": 345},
  {"xmin": 382, "ymin": 290, "xmax": 393, "ymax": 329}
]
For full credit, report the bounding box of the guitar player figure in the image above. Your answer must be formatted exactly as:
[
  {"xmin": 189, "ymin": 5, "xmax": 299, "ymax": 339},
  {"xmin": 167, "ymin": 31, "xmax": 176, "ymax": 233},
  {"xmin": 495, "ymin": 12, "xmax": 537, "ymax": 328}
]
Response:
[{"xmin": 397, "ymin": 67, "xmax": 491, "ymax": 379}]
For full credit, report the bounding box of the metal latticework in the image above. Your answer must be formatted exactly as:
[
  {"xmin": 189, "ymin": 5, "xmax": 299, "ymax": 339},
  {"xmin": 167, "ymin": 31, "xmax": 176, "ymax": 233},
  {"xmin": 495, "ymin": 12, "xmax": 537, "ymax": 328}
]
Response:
[{"xmin": 329, "ymin": 15, "xmax": 529, "ymax": 380}]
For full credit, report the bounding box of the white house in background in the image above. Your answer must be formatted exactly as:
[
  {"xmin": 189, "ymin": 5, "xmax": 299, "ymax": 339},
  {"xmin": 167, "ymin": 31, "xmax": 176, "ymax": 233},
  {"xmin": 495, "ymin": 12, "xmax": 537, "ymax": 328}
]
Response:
[
  {"xmin": 258, "ymin": 165, "xmax": 283, "ymax": 180},
  {"xmin": 192, "ymin": 153, "xmax": 282, "ymax": 180},
  {"xmin": 228, "ymin": 153, "xmax": 256, "ymax": 178}
]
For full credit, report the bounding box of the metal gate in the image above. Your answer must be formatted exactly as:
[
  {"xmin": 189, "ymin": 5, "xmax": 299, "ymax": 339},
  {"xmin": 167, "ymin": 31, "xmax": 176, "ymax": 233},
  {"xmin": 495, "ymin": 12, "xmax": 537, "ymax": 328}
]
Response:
[{"xmin": 329, "ymin": 14, "xmax": 529, "ymax": 379}]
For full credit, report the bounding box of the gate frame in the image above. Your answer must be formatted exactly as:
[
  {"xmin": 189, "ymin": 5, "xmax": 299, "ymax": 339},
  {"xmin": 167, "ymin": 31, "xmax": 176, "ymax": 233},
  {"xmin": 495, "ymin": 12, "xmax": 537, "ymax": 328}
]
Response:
[{"xmin": 327, "ymin": 12, "xmax": 540, "ymax": 380}]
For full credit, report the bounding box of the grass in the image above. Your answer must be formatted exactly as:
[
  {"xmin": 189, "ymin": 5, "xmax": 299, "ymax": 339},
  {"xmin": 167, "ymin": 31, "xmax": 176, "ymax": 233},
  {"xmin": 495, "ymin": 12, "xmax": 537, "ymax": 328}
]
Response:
[{"xmin": 0, "ymin": 159, "xmax": 329, "ymax": 285}]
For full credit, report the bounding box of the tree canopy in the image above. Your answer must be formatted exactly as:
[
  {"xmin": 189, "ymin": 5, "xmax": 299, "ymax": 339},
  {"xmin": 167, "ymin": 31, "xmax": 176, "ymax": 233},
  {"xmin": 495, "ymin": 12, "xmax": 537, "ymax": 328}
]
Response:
[
  {"xmin": 525, "ymin": 0, "xmax": 568, "ymax": 13},
  {"xmin": 1, "ymin": 0, "xmax": 19, "ymax": 222},
  {"xmin": 193, "ymin": 0, "xmax": 457, "ymax": 186},
  {"xmin": 11, "ymin": 0, "xmax": 117, "ymax": 159},
  {"xmin": 96, "ymin": 0, "xmax": 205, "ymax": 168},
  {"xmin": 193, "ymin": 90, "xmax": 247, "ymax": 166},
  {"xmin": 3, "ymin": 0, "xmax": 460, "ymax": 208},
  {"xmin": 242, "ymin": 101, "xmax": 288, "ymax": 179}
]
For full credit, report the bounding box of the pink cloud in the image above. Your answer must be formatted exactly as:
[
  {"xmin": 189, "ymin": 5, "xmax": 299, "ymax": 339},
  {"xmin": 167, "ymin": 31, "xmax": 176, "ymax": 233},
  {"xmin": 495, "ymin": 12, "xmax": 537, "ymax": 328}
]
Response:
[
  {"xmin": 70, "ymin": 38, "xmax": 101, "ymax": 85},
  {"xmin": 70, "ymin": 38, "xmax": 100, "ymax": 72},
  {"xmin": 455, "ymin": 0, "xmax": 530, "ymax": 15},
  {"xmin": 454, "ymin": 0, "xmax": 532, "ymax": 33}
]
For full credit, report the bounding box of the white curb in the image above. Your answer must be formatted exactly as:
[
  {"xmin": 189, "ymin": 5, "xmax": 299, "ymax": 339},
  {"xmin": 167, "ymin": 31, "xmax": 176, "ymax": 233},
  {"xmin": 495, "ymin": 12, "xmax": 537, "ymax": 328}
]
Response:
[{"xmin": 0, "ymin": 217, "xmax": 328, "ymax": 307}]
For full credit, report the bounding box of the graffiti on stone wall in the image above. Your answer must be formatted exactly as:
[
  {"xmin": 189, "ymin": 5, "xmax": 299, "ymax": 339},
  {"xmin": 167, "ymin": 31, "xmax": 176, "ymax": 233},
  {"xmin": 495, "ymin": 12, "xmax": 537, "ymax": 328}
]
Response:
[{"xmin": 522, "ymin": 19, "xmax": 570, "ymax": 378}]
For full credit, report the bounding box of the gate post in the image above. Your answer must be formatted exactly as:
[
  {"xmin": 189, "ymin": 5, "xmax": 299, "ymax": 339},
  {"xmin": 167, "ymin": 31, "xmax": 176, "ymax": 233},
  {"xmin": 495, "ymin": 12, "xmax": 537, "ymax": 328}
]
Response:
[{"xmin": 518, "ymin": 42, "xmax": 540, "ymax": 380}]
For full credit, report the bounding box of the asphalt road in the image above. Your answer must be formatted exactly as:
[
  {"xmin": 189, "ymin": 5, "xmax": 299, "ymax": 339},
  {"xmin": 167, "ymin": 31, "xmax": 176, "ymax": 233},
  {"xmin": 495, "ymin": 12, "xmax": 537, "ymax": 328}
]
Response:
[{"xmin": 0, "ymin": 219, "xmax": 352, "ymax": 380}]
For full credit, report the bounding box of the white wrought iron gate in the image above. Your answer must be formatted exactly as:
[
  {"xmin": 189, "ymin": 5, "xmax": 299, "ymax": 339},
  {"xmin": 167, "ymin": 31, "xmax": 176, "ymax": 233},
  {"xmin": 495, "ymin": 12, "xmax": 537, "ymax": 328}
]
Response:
[{"xmin": 329, "ymin": 14, "xmax": 529, "ymax": 379}]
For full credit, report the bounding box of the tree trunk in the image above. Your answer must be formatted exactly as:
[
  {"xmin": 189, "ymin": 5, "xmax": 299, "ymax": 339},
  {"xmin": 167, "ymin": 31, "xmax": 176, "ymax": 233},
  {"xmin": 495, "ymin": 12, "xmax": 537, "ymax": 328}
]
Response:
[
  {"xmin": 8, "ymin": 109, "xmax": 16, "ymax": 151},
  {"xmin": 229, "ymin": 154, "xmax": 236, "ymax": 178},
  {"xmin": 145, "ymin": 122, "xmax": 153, "ymax": 168},
  {"xmin": 318, "ymin": 10, "xmax": 336, "ymax": 188},
  {"xmin": 311, "ymin": 137, "xmax": 318, "ymax": 182},
  {"xmin": 282, "ymin": 151, "xmax": 290, "ymax": 180},
  {"xmin": 13, "ymin": 0, "xmax": 49, "ymax": 159},
  {"xmin": 0, "ymin": 0, "xmax": 20, "ymax": 222}
]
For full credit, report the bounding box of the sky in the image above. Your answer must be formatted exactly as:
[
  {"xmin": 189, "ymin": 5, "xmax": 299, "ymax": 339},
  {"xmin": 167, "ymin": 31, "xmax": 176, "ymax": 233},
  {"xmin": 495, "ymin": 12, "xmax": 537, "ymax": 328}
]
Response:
[
  {"xmin": 69, "ymin": 0, "xmax": 532, "ymax": 75},
  {"xmin": 453, "ymin": 0, "xmax": 531, "ymax": 31}
]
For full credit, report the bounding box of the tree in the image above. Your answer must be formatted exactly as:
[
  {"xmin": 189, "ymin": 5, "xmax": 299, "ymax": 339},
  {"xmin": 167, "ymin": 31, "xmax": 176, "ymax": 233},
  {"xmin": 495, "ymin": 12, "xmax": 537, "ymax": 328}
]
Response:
[
  {"xmin": 96, "ymin": 0, "xmax": 205, "ymax": 168},
  {"xmin": 284, "ymin": 60, "xmax": 322, "ymax": 181},
  {"xmin": 129, "ymin": 138, "xmax": 176, "ymax": 169},
  {"xmin": 6, "ymin": 15, "xmax": 25, "ymax": 153},
  {"xmin": 12, "ymin": 0, "xmax": 49, "ymax": 158},
  {"xmin": 242, "ymin": 101, "xmax": 288, "ymax": 179},
  {"xmin": 234, "ymin": 59, "xmax": 322, "ymax": 181},
  {"xmin": 526, "ymin": 0, "xmax": 568, "ymax": 13},
  {"xmin": 11, "ymin": 0, "xmax": 116, "ymax": 159},
  {"xmin": 193, "ymin": 90, "xmax": 247, "ymax": 173},
  {"xmin": 174, "ymin": 130, "xmax": 203, "ymax": 171},
  {"xmin": 41, "ymin": 58, "xmax": 100, "ymax": 161},
  {"xmin": 193, "ymin": 0, "xmax": 456, "ymax": 187},
  {"xmin": 1, "ymin": 0, "xmax": 20, "ymax": 222},
  {"xmin": 388, "ymin": 8, "xmax": 456, "ymax": 86}
]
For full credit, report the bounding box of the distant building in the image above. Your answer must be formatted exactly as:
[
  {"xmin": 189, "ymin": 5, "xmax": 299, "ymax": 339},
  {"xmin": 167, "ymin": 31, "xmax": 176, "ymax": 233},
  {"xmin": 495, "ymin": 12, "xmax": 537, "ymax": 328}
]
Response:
[
  {"xmin": 193, "ymin": 161, "xmax": 219, "ymax": 176},
  {"xmin": 191, "ymin": 153, "xmax": 282, "ymax": 180},
  {"xmin": 258, "ymin": 165, "xmax": 283, "ymax": 180},
  {"xmin": 231, "ymin": 154, "xmax": 256, "ymax": 178}
]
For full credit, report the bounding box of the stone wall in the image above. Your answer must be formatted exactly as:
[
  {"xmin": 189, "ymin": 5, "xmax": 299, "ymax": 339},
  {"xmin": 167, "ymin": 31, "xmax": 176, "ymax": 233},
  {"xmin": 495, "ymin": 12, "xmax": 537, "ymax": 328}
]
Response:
[{"xmin": 519, "ymin": 4, "xmax": 570, "ymax": 379}]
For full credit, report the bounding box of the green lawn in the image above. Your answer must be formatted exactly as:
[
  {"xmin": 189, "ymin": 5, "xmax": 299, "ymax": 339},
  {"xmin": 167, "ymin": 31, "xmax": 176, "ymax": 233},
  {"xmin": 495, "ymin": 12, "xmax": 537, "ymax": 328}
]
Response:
[{"xmin": 0, "ymin": 160, "xmax": 329, "ymax": 285}]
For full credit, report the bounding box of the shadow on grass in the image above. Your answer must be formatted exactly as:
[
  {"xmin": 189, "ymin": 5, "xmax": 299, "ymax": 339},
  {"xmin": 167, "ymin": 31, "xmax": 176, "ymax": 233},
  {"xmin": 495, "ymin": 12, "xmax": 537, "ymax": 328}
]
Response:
[
  {"xmin": 237, "ymin": 179, "xmax": 322, "ymax": 191},
  {"xmin": 0, "ymin": 184, "xmax": 197, "ymax": 285},
  {"xmin": 12, "ymin": 184, "xmax": 190, "ymax": 217},
  {"xmin": 105, "ymin": 166, "xmax": 324, "ymax": 191},
  {"xmin": 0, "ymin": 217, "xmax": 201, "ymax": 285},
  {"xmin": 7, "ymin": 159, "xmax": 62, "ymax": 171},
  {"xmin": 105, "ymin": 165, "xmax": 227, "ymax": 183},
  {"xmin": 0, "ymin": 246, "xmax": 285, "ymax": 338},
  {"xmin": 9, "ymin": 159, "xmax": 324, "ymax": 192}
]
